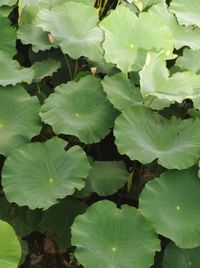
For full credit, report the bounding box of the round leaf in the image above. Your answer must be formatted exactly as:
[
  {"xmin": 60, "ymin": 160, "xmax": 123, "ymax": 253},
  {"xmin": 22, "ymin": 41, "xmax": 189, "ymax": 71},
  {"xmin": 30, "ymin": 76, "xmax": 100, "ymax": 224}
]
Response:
[
  {"xmin": 2, "ymin": 138, "xmax": 90, "ymax": 210},
  {"xmin": 0, "ymin": 85, "xmax": 41, "ymax": 156},
  {"xmin": 78, "ymin": 161, "xmax": 128, "ymax": 196},
  {"xmin": 139, "ymin": 168, "xmax": 200, "ymax": 248},
  {"xmin": 0, "ymin": 220, "xmax": 21, "ymax": 268},
  {"xmin": 40, "ymin": 75, "xmax": 117, "ymax": 144},
  {"xmin": 114, "ymin": 106, "xmax": 200, "ymax": 169},
  {"xmin": 175, "ymin": 48, "xmax": 200, "ymax": 73},
  {"xmin": 100, "ymin": 6, "xmax": 173, "ymax": 73},
  {"xmin": 72, "ymin": 200, "xmax": 160, "ymax": 268},
  {"xmin": 163, "ymin": 242, "xmax": 200, "ymax": 268}
]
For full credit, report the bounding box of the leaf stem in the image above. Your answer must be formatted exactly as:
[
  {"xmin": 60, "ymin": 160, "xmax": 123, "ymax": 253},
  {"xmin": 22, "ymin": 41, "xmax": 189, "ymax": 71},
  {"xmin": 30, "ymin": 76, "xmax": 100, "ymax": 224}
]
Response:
[
  {"xmin": 147, "ymin": 96, "xmax": 156, "ymax": 108},
  {"xmin": 63, "ymin": 54, "xmax": 72, "ymax": 80}
]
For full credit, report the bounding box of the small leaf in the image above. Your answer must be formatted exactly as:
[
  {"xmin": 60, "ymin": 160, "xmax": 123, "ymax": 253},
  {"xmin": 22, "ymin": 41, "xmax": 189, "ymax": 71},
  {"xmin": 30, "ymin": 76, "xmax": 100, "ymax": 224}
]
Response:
[
  {"xmin": 77, "ymin": 161, "xmax": 128, "ymax": 196},
  {"xmin": 31, "ymin": 59, "xmax": 61, "ymax": 82}
]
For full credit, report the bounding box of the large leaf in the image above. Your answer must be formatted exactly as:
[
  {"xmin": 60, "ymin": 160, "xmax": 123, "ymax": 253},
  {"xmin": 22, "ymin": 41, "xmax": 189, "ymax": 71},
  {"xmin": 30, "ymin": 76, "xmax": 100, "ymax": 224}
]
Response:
[
  {"xmin": 139, "ymin": 52, "xmax": 200, "ymax": 102},
  {"xmin": 72, "ymin": 200, "xmax": 160, "ymax": 268},
  {"xmin": 100, "ymin": 5, "xmax": 173, "ymax": 73},
  {"xmin": 39, "ymin": 197, "xmax": 87, "ymax": 248},
  {"xmin": 0, "ymin": 220, "xmax": 21, "ymax": 268},
  {"xmin": 0, "ymin": 85, "xmax": 41, "ymax": 156},
  {"xmin": 36, "ymin": 2, "xmax": 103, "ymax": 61},
  {"xmin": 0, "ymin": 51, "xmax": 34, "ymax": 86},
  {"xmin": 0, "ymin": 16, "xmax": 16, "ymax": 57},
  {"xmin": 77, "ymin": 161, "xmax": 128, "ymax": 196},
  {"xmin": 150, "ymin": 2, "xmax": 200, "ymax": 50},
  {"xmin": 2, "ymin": 138, "xmax": 90, "ymax": 210},
  {"xmin": 139, "ymin": 168, "xmax": 200, "ymax": 248},
  {"xmin": 40, "ymin": 75, "xmax": 117, "ymax": 144},
  {"xmin": 114, "ymin": 106, "xmax": 200, "ymax": 169},
  {"xmin": 170, "ymin": 0, "xmax": 200, "ymax": 27},
  {"xmin": 163, "ymin": 242, "xmax": 200, "ymax": 268}
]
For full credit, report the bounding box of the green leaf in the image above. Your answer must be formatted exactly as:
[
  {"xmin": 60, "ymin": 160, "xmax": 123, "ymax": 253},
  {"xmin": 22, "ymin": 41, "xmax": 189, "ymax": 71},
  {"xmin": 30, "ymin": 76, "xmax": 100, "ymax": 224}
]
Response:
[
  {"xmin": 36, "ymin": 2, "xmax": 103, "ymax": 61},
  {"xmin": 31, "ymin": 59, "xmax": 61, "ymax": 82},
  {"xmin": 150, "ymin": 2, "xmax": 200, "ymax": 50},
  {"xmin": 2, "ymin": 138, "xmax": 90, "ymax": 210},
  {"xmin": 39, "ymin": 197, "xmax": 87, "ymax": 248},
  {"xmin": 170, "ymin": 0, "xmax": 200, "ymax": 27},
  {"xmin": 40, "ymin": 75, "xmax": 117, "ymax": 144},
  {"xmin": 132, "ymin": 0, "xmax": 163, "ymax": 11},
  {"xmin": 114, "ymin": 106, "xmax": 200, "ymax": 169},
  {"xmin": 100, "ymin": 5, "xmax": 174, "ymax": 73},
  {"xmin": 0, "ymin": 52, "xmax": 34, "ymax": 86},
  {"xmin": 72, "ymin": 200, "xmax": 160, "ymax": 268},
  {"xmin": 102, "ymin": 72, "xmax": 144, "ymax": 111},
  {"xmin": 175, "ymin": 48, "xmax": 200, "ymax": 73},
  {"xmin": 77, "ymin": 161, "xmax": 128, "ymax": 196},
  {"xmin": 0, "ymin": 0, "xmax": 17, "ymax": 6},
  {"xmin": 0, "ymin": 220, "xmax": 21, "ymax": 268},
  {"xmin": 0, "ymin": 16, "xmax": 16, "ymax": 57},
  {"xmin": 102, "ymin": 72, "xmax": 171, "ymax": 111},
  {"xmin": 0, "ymin": 85, "xmax": 41, "ymax": 156},
  {"xmin": 139, "ymin": 168, "xmax": 200, "ymax": 248},
  {"xmin": 17, "ymin": 24, "xmax": 54, "ymax": 52},
  {"xmin": 139, "ymin": 52, "xmax": 200, "ymax": 102},
  {"xmin": 163, "ymin": 242, "xmax": 200, "ymax": 268}
]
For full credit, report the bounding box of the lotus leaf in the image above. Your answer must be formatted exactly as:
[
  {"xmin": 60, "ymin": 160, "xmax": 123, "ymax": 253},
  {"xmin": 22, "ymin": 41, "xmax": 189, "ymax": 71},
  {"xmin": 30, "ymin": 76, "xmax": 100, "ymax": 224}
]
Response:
[
  {"xmin": 2, "ymin": 138, "xmax": 90, "ymax": 210},
  {"xmin": 139, "ymin": 168, "xmax": 200, "ymax": 248},
  {"xmin": 72, "ymin": 200, "xmax": 160, "ymax": 268}
]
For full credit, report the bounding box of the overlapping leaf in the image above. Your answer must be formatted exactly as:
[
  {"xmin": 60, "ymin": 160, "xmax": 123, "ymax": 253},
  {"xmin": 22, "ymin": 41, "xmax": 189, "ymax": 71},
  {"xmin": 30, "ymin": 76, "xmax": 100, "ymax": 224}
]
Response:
[
  {"xmin": 139, "ymin": 168, "xmax": 200, "ymax": 248},
  {"xmin": 40, "ymin": 75, "xmax": 117, "ymax": 144},
  {"xmin": 72, "ymin": 200, "xmax": 160, "ymax": 268},
  {"xmin": 0, "ymin": 0, "xmax": 17, "ymax": 6},
  {"xmin": 102, "ymin": 72, "xmax": 172, "ymax": 111},
  {"xmin": 0, "ymin": 16, "xmax": 16, "ymax": 57},
  {"xmin": 170, "ymin": 0, "xmax": 200, "ymax": 27},
  {"xmin": 175, "ymin": 48, "xmax": 200, "ymax": 73},
  {"xmin": 139, "ymin": 52, "xmax": 200, "ymax": 102},
  {"xmin": 2, "ymin": 138, "xmax": 90, "ymax": 210},
  {"xmin": 40, "ymin": 198, "xmax": 87, "ymax": 248},
  {"xmin": 0, "ymin": 85, "xmax": 41, "ymax": 156},
  {"xmin": 77, "ymin": 161, "xmax": 128, "ymax": 196},
  {"xmin": 100, "ymin": 5, "xmax": 174, "ymax": 73},
  {"xmin": 114, "ymin": 106, "xmax": 200, "ymax": 169},
  {"xmin": 36, "ymin": 2, "xmax": 103, "ymax": 61},
  {"xmin": 150, "ymin": 2, "xmax": 200, "ymax": 50},
  {"xmin": 0, "ymin": 52, "xmax": 34, "ymax": 86},
  {"xmin": 163, "ymin": 242, "xmax": 200, "ymax": 268},
  {"xmin": 0, "ymin": 220, "xmax": 21, "ymax": 268}
]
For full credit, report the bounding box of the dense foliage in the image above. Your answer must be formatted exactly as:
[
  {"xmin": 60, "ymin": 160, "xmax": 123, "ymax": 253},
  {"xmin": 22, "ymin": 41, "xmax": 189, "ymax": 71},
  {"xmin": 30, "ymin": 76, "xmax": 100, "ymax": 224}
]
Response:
[{"xmin": 1, "ymin": 0, "xmax": 200, "ymax": 267}]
